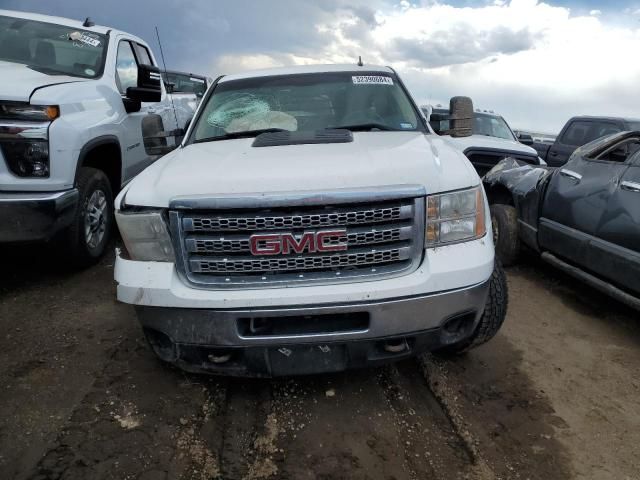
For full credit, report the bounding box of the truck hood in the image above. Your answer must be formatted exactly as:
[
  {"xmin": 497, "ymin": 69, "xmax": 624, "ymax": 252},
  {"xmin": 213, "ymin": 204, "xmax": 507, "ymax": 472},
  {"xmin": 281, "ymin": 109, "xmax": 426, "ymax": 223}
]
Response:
[
  {"xmin": 442, "ymin": 134, "xmax": 538, "ymax": 156},
  {"xmin": 122, "ymin": 132, "xmax": 479, "ymax": 208},
  {"xmin": 0, "ymin": 61, "xmax": 88, "ymax": 102}
]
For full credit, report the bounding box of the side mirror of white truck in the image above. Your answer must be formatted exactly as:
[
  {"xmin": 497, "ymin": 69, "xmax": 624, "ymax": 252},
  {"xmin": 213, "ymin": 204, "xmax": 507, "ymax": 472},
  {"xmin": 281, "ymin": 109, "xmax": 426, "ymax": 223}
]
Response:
[
  {"xmin": 124, "ymin": 64, "xmax": 163, "ymax": 112},
  {"xmin": 449, "ymin": 96, "xmax": 474, "ymax": 138}
]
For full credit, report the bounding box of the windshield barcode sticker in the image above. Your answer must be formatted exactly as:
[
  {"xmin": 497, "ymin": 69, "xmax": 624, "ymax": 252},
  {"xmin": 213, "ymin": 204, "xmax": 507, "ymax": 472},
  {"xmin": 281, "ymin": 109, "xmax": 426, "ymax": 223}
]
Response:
[
  {"xmin": 352, "ymin": 76, "xmax": 393, "ymax": 85},
  {"xmin": 69, "ymin": 31, "xmax": 101, "ymax": 47}
]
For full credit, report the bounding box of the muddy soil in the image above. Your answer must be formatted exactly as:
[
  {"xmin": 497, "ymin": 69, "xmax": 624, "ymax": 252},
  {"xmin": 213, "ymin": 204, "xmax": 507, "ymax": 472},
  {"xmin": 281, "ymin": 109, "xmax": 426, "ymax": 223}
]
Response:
[{"xmin": 1, "ymin": 244, "xmax": 638, "ymax": 479}]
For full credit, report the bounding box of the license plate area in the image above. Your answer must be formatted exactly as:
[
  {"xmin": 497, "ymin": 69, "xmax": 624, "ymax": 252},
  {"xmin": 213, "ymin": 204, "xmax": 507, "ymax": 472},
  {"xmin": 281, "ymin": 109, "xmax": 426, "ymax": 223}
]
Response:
[{"xmin": 268, "ymin": 344, "xmax": 347, "ymax": 376}]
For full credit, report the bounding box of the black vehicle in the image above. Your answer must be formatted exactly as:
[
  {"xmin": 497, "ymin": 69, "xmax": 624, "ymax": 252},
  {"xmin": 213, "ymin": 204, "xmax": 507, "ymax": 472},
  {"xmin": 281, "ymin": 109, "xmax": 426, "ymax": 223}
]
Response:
[
  {"xmin": 484, "ymin": 131, "xmax": 640, "ymax": 309},
  {"xmin": 534, "ymin": 116, "xmax": 640, "ymax": 167}
]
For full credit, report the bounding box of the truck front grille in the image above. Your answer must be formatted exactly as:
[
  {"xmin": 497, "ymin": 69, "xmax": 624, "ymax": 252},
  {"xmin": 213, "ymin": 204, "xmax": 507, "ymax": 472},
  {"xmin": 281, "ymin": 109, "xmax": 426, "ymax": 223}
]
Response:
[{"xmin": 170, "ymin": 195, "xmax": 424, "ymax": 288}]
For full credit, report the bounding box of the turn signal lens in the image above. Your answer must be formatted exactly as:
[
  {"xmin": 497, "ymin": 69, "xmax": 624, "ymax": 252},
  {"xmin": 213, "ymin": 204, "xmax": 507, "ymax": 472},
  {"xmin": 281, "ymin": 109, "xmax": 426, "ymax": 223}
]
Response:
[
  {"xmin": 45, "ymin": 105, "xmax": 60, "ymax": 120},
  {"xmin": 475, "ymin": 187, "xmax": 486, "ymax": 238}
]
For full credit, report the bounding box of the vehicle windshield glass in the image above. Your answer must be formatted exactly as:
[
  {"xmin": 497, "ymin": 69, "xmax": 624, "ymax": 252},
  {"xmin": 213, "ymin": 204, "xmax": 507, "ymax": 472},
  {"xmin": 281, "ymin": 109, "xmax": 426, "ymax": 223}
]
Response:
[
  {"xmin": 473, "ymin": 113, "xmax": 515, "ymax": 141},
  {"xmin": 165, "ymin": 72, "xmax": 207, "ymax": 97},
  {"xmin": 192, "ymin": 71, "xmax": 423, "ymax": 142},
  {"xmin": 0, "ymin": 15, "xmax": 107, "ymax": 79}
]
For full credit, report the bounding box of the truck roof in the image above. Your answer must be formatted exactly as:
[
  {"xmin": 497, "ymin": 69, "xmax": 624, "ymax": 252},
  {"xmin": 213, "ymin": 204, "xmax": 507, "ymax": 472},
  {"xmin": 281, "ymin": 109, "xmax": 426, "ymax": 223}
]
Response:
[
  {"xmin": 568, "ymin": 115, "xmax": 640, "ymax": 124},
  {"xmin": 0, "ymin": 9, "xmax": 145, "ymax": 44},
  {"xmin": 220, "ymin": 64, "xmax": 394, "ymax": 83}
]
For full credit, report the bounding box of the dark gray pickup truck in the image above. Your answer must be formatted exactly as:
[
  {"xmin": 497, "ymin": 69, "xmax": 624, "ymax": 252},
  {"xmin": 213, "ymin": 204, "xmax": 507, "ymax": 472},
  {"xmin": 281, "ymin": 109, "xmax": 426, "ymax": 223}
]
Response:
[
  {"xmin": 485, "ymin": 131, "xmax": 640, "ymax": 309},
  {"xmin": 534, "ymin": 116, "xmax": 640, "ymax": 166}
]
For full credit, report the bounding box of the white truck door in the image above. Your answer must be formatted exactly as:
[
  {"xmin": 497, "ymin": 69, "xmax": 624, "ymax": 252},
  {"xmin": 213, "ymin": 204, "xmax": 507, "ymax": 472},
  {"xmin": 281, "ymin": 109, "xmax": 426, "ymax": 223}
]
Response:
[
  {"xmin": 115, "ymin": 39, "xmax": 155, "ymax": 181},
  {"xmin": 130, "ymin": 43, "xmax": 179, "ymax": 148}
]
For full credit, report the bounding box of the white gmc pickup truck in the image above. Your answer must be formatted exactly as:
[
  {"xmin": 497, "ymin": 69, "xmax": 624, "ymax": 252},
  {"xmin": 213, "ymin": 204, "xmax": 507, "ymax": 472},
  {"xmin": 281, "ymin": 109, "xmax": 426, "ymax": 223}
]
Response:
[
  {"xmin": 0, "ymin": 10, "xmax": 195, "ymax": 265},
  {"xmin": 114, "ymin": 64, "xmax": 508, "ymax": 376}
]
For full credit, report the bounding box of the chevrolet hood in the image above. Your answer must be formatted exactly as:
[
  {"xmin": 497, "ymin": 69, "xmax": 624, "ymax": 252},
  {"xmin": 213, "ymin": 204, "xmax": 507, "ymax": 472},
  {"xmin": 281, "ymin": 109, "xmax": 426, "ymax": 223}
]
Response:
[
  {"xmin": 0, "ymin": 61, "xmax": 88, "ymax": 102},
  {"xmin": 122, "ymin": 132, "xmax": 480, "ymax": 208}
]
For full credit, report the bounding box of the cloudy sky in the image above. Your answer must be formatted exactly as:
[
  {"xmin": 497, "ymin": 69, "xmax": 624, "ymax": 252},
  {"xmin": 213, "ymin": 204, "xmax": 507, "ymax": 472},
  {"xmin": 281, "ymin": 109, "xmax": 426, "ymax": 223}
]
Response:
[{"xmin": 3, "ymin": 0, "xmax": 640, "ymax": 133}]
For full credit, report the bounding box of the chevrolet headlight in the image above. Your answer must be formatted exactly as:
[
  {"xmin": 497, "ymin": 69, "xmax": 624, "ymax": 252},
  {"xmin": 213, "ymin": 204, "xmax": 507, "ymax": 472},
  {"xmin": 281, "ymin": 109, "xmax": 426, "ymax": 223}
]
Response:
[
  {"xmin": 426, "ymin": 186, "xmax": 486, "ymax": 246},
  {"xmin": 115, "ymin": 210, "xmax": 175, "ymax": 262},
  {"xmin": 0, "ymin": 102, "xmax": 59, "ymax": 121}
]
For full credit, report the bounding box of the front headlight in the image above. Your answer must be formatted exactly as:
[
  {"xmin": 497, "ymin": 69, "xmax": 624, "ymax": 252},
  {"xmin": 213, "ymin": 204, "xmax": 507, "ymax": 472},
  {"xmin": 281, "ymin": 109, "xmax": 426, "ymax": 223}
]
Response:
[
  {"xmin": 115, "ymin": 210, "xmax": 175, "ymax": 262},
  {"xmin": 0, "ymin": 102, "xmax": 59, "ymax": 121},
  {"xmin": 426, "ymin": 186, "xmax": 486, "ymax": 246},
  {"xmin": 1, "ymin": 139, "xmax": 50, "ymax": 177}
]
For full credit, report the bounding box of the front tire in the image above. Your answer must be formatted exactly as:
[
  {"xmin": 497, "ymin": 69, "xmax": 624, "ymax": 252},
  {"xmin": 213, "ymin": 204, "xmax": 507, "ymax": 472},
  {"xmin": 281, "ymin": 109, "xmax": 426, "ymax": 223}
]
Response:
[
  {"xmin": 438, "ymin": 261, "xmax": 508, "ymax": 354},
  {"xmin": 62, "ymin": 167, "xmax": 113, "ymax": 268},
  {"xmin": 490, "ymin": 204, "xmax": 520, "ymax": 267}
]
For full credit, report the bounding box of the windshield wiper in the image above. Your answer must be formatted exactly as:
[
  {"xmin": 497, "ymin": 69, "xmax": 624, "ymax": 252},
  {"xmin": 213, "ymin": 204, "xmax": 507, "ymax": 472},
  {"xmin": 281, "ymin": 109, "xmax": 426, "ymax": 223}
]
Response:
[
  {"xmin": 194, "ymin": 128, "xmax": 286, "ymax": 144},
  {"xmin": 328, "ymin": 123, "xmax": 396, "ymax": 132}
]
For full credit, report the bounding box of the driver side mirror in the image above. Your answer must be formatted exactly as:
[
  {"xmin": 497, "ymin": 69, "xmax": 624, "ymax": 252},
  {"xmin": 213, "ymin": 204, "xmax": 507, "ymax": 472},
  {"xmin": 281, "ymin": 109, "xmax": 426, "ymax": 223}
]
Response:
[
  {"xmin": 449, "ymin": 96, "xmax": 473, "ymax": 138},
  {"xmin": 517, "ymin": 132, "xmax": 534, "ymax": 146},
  {"xmin": 126, "ymin": 64, "xmax": 162, "ymax": 103}
]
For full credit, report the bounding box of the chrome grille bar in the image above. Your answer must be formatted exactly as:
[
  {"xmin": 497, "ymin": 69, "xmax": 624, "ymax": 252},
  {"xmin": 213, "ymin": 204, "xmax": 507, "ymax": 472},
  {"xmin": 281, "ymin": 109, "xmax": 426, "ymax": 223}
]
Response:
[
  {"xmin": 185, "ymin": 224, "xmax": 413, "ymax": 254},
  {"xmin": 189, "ymin": 245, "xmax": 411, "ymax": 274},
  {"xmin": 183, "ymin": 204, "xmax": 413, "ymax": 232}
]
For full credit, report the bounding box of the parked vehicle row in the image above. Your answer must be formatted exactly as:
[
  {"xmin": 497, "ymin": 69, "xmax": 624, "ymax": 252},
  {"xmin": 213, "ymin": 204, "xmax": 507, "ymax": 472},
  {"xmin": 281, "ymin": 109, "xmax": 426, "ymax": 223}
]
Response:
[
  {"xmin": 0, "ymin": 9, "xmax": 204, "ymax": 263},
  {"xmin": 2, "ymin": 9, "xmax": 638, "ymax": 379}
]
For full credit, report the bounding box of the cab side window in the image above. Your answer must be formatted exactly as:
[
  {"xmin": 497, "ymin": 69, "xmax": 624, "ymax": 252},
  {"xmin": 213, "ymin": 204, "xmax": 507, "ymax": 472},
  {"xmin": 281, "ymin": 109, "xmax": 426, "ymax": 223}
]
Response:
[
  {"xmin": 133, "ymin": 43, "xmax": 152, "ymax": 66},
  {"xmin": 116, "ymin": 41, "xmax": 138, "ymax": 94},
  {"xmin": 561, "ymin": 121, "xmax": 590, "ymax": 146},
  {"xmin": 595, "ymin": 139, "xmax": 640, "ymax": 163}
]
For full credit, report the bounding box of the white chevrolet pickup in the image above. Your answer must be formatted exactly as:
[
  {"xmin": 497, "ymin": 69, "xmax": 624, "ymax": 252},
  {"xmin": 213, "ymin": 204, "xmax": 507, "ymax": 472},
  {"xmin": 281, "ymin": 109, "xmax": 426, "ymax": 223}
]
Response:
[
  {"xmin": 114, "ymin": 64, "xmax": 508, "ymax": 377},
  {"xmin": 0, "ymin": 10, "xmax": 195, "ymax": 265}
]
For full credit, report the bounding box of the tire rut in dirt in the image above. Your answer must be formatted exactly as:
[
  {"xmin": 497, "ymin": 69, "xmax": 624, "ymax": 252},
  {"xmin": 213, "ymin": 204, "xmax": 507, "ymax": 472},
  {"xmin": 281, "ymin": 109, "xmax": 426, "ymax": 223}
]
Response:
[
  {"xmin": 376, "ymin": 360, "xmax": 475, "ymax": 479},
  {"xmin": 27, "ymin": 336, "xmax": 227, "ymax": 480},
  {"xmin": 210, "ymin": 378, "xmax": 274, "ymax": 480}
]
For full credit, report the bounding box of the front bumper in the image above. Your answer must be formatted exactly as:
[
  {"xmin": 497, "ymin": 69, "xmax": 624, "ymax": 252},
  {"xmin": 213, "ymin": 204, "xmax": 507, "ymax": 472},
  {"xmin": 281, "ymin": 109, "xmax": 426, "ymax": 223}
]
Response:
[
  {"xmin": 0, "ymin": 189, "xmax": 78, "ymax": 243},
  {"xmin": 136, "ymin": 280, "xmax": 490, "ymax": 376}
]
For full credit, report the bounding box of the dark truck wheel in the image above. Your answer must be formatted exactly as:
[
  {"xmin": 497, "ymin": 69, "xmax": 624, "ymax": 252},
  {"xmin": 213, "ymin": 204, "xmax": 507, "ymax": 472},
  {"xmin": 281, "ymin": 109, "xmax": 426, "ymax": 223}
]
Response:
[
  {"xmin": 62, "ymin": 167, "xmax": 113, "ymax": 267},
  {"xmin": 490, "ymin": 204, "xmax": 520, "ymax": 267},
  {"xmin": 438, "ymin": 261, "xmax": 508, "ymax": 354}
]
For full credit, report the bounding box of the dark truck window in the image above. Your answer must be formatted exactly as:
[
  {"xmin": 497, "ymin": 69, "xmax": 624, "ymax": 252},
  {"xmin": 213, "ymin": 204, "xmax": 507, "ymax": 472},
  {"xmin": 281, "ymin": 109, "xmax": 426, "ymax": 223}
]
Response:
[
  {"xmin": 561, "ymin": 120, "xmax": 622, "ymax": 147},
  {"xmin": 192, "ymin": 71, "xmax": 423, "ymax": 141},
  {"xmin": 0, "ymin": 15, "xmax": 106, "ymax": 78},
  {"xmin": 593, "ymin": 138, "xmax": 640, "ymax": 163},
  {"xmin": 164, "ymin": 72, "xmax": 207, "ymax": 96},
  {"xmin": 427, "ymin": 108, "xmax": 515, "ymax": 141}
]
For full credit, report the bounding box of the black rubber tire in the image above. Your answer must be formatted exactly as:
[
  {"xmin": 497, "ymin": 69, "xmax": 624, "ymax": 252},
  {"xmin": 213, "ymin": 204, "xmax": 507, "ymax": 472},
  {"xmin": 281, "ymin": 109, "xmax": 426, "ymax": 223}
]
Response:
[
  {"xmin": 490, "ymin": 204, "xmax": 520, "ymax": 267},
  {"xmin": 62, "ymin": 167, "xmax": 113, "ymax": 268},
  {"xmin": 439, "ymin": 261, "xmax": 509, "ymax": 354}
]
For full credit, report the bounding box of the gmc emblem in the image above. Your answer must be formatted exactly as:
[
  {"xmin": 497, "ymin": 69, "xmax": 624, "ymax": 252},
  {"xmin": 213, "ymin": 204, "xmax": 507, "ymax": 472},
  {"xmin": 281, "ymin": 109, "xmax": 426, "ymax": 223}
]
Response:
[{"xmin": 249, "ymin": 230, "xmax": 348, "ymax": 256}]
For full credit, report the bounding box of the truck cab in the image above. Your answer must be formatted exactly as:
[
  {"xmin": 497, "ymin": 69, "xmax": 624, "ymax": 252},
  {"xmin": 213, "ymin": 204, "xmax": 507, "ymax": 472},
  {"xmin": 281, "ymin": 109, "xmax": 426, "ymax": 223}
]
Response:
[
  {"xmin": 535, "ymin": 116, "xmax": 640, "ymax": 167},
  {"xmin": 0, "ymin": 10, "xmax": 195, "ymax": 265}
]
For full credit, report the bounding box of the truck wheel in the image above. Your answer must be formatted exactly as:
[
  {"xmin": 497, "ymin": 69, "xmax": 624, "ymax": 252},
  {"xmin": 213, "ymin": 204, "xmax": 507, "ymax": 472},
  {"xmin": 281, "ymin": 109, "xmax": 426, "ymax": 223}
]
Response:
[
  {"xmin": 439, "ymin": 261, "xmax": 508, "ymax": 354},
  {"xmin": 490, "ymin": 204, "xmax": 520, "ymax": 266},
  {"xmin": 63, "ymin": 167, "xmax": 113, "ymax": 267}
]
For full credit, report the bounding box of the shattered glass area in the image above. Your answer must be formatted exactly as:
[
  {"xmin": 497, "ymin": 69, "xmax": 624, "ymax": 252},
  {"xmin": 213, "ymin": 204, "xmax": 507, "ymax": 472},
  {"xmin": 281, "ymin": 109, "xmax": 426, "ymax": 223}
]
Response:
[{"xmin": 206, "ymin": 94, "xmax": 298, "ymax": 133}]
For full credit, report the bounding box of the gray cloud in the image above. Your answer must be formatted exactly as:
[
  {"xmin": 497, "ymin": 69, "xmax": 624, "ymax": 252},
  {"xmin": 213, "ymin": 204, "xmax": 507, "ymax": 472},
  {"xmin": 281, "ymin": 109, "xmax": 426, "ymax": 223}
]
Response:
[{"xmin": 390, "ymin": 25, "xmax": 538, "ymax": 67}]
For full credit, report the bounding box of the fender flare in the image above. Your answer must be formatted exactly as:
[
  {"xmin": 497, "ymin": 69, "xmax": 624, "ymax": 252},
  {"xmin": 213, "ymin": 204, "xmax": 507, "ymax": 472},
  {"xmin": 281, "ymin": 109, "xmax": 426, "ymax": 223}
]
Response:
[{"xmin": 74, "ymin": 135, "xmax": 122, "ymax": 185}]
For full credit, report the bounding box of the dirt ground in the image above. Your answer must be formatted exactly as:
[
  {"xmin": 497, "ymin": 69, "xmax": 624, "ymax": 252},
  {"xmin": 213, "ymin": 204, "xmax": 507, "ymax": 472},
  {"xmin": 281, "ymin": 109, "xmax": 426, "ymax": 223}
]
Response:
[{"xmin": 1, "ymin": 243, "xmax": 638, "ymax": 480}]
